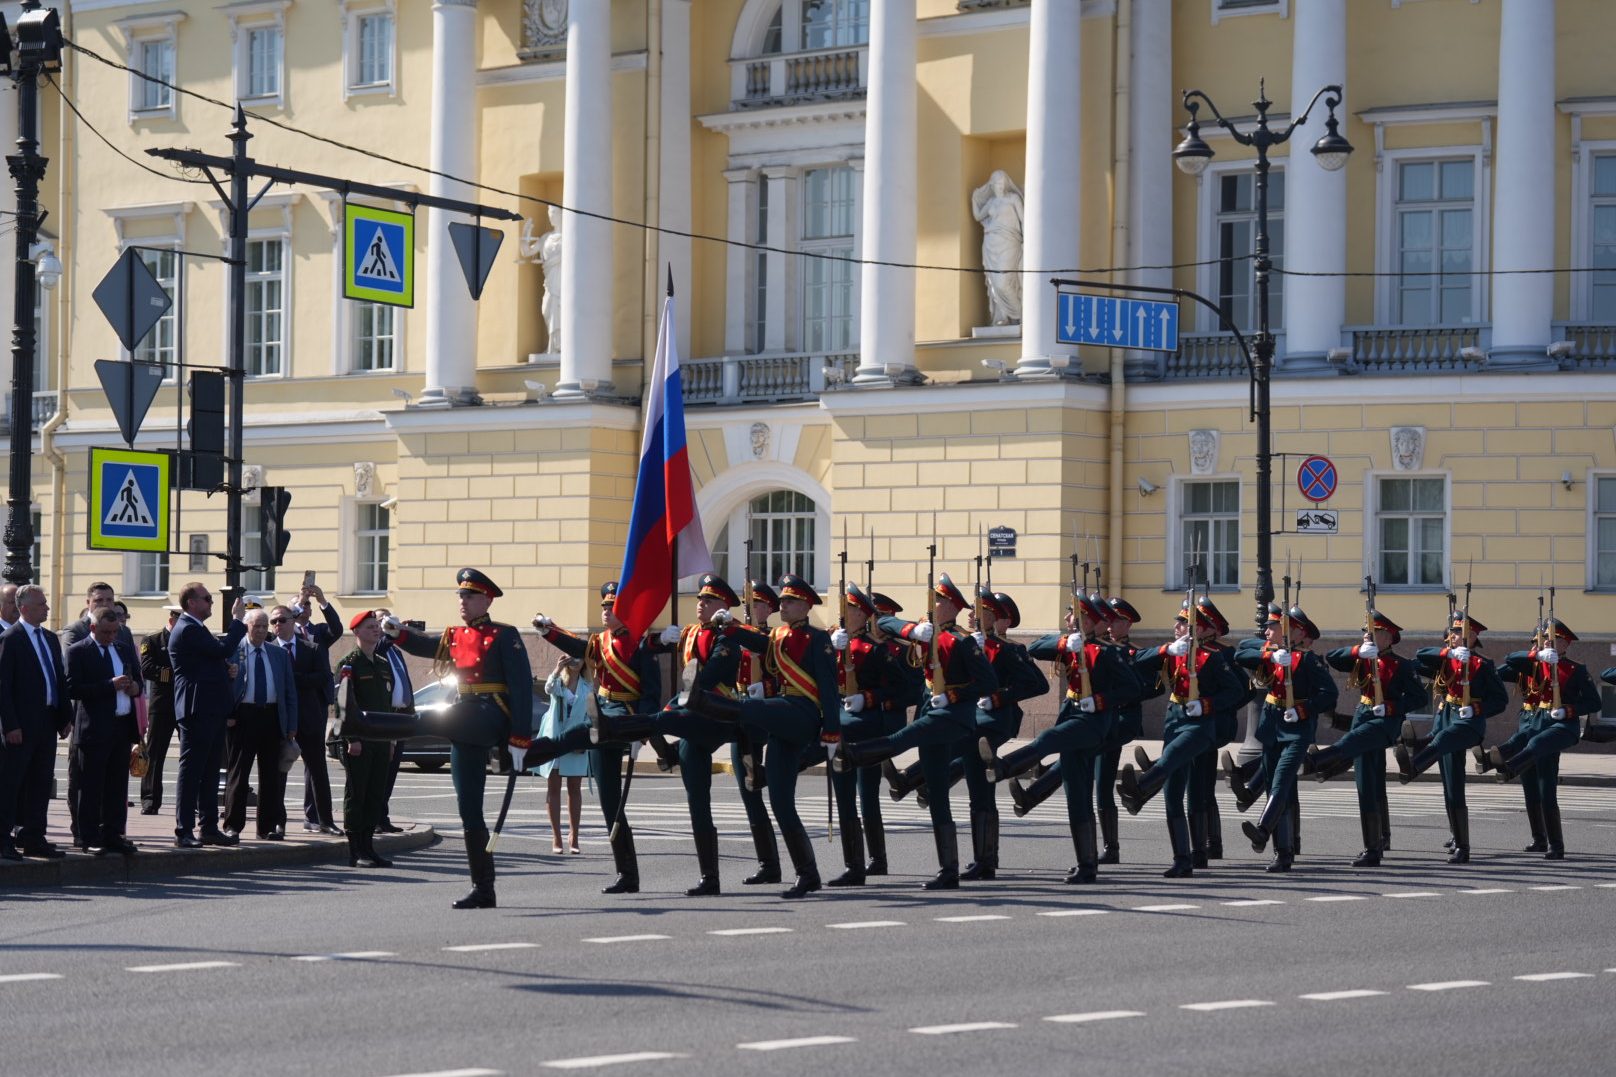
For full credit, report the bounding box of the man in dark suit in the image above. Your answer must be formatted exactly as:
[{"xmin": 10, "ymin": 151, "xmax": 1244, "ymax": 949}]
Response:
[
  {"xmin": 61, "ymin": 582, "xmax": 135, "ymax": 848},
  {"xmin": 282, "ymin": 586, "xmax": 344, "ymax": 833},
  {"xmin": 169, "ymin": 581, "xmax": 249, "ymax": 848},
  {"xmin": 371, "ymin": 606, "xmax": 411, "ymax": 834},
  {"xmin": 0, "ymin": 585, "xmax": 73, "ymax": 860},
  {"xmin": 0, "ymin": 582, "xmax": 19, "ymax": 630},
  {"xmin": 66, "ymin": 608, "xmax": 144, "ymax": 856},
  {"xmin": 221, "ymin": 608, "xmax": 298, "ymax": 839},
  {"xmin": 138, "ymin": 605, "xmax": 183, "ymax": 814}
]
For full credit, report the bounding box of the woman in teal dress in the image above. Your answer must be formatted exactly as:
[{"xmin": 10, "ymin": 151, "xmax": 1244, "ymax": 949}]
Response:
[{"xmin": 540, "ymin": 656, "xmax": 593, "ymax": 854}]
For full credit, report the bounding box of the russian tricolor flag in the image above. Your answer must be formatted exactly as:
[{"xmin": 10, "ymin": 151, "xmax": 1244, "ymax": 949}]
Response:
[{"xmin": 612, "ymin": 281, "xmax": 713, "ymax": 640}]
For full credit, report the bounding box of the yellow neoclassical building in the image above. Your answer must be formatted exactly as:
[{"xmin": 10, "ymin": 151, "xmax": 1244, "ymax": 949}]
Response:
[{"xmin": 6, "ymin": 0, "xmax": 1616, "ymax": 646}]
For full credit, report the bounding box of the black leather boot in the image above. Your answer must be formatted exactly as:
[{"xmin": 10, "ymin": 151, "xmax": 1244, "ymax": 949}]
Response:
[
  {"xmin": 1543, "ymin": 804, "xmax": 1565, "ymax": 860},
  {"xmin": 452, "ymin": 829, "xmax": 496, "ymax": 909},
  {"xmin": 1189, "ymin": 810, "xmax": 1209, "ymax": 869},
  {"xmin": 1379, "ymin": 787, "xmax": 1392, "ymax": 850},
  {"xmin": 602, "ymin": 823, "xmax": 641, "ymax": 894},
  {"xmin": 826, "ymin": 818, "xmax": 867, "ymax": 887},
  {"xmin": 1447, "ymin": 807, "xmax": 1470, "ymax": 864},
  {"xmin": 780, "ymin": 826, "xmax": 821, "ymax": 899},
  {"xmin": 1470, "ymin": 743, "xmax": 1493, "ymax": 774},
  {"xmin": 685, "ymin": 826, "xmax": 720, "ymax": 896},
  {"xmin": 883, "ymin": 759, "xmax": 920, "ymax": 802},
  {"xmin": 924, "ymin": 822, "xmax": 959, "ymax": 890},
  {"xmin": 960, "ymin": 811, "xmax": 994, "ymax": 881},
  {"xmin": 1011, "ymin": 766, "xmax": 1061, "ymax": 818},
  {"xmin": 1222, "ymin": 751, "xmax": 1259, "ymax": 812},
  {"xmin": 1242, "ymin": 818, "xmax": 1270, "ymax": 854},
  {"xmin": 1266, "ymin": 813, "xmax": 1295, "ymax": 872},
  {"xmin": 1066, "ymin": 817, "xmax": 1099, "ymax": 884},
  {"xmin": 1133, "ymin": 745, "xmax": 1155, "ymax": 772},
  {"xmin": 363, "ymin": 831, "xmax": 393, "ymax": 868},
  {"xmin": 347, "ymin": 833, "xmax": 372, "ymax": 868},
  {"xmin": 1204, "ymin": 793, "xmax": 1223, "ymax": 859},
  {"xmin": 1162, "ymin": 816, "xmax": 1193, "ymax": 878},
  {"xmin": 1352, "ymin": 810, "xmax": 1383, "ymax": 867},
  {"xmin": 646, "ymin": 734, "xmax": 680, "ymax": 773},
  {"xmin": 1098, "ymin": 805, "xmax": 1120, "ymax": 864},
  {"xmin": 1523, "ymin": 801, "xmax": 1548, "ymax": 853},
  {"xmin": 742, "ymin": 820, "xmax": 782, "ymax": 884},
  {"xmin": 865, "ymin": 817, "xmax": 889, "ymax": 875},
  {"xmin": 1117, "ymin": 764, "xmax": 1149, "ymax": 816}
]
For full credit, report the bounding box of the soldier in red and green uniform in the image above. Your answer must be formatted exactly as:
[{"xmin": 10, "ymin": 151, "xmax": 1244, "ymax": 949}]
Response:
[{"xmin": 385, "ymin": 568, "xmax": 533, "ymax": 910}]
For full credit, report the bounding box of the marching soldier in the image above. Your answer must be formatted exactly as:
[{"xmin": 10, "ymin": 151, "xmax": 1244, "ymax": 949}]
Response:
[
  {"xmin": 1482, "ymin": 632, "xmax": 1553, "ymax": 852},
  {"xmin": 1183, "ymin": 598, "xmax": 1235, "ymax": 866},
  {"xmin": 835, "ymin": 573, "xmax": 998, "ymax": 890},
  {"xmin": 1481, "ymin": 620, "xmax": 1600, "ymax": 859},
  {"xmin": 529, "ymin": 582, "xmax": 661, "ymax": 894},
  {"xmin": 385, "ymin": 569, "xmax": 533, "ymax": 909},
  {"xmin": 1305, "ymin": 611, "xmax": 1427, "ymax": 866},
  {"xmin": 1231, "ymin": 604, "xmax": 1338, "ymax": 872},
  {"xmin": 979, "ymin": 593, "xmax": 1133, "ymax": 883},
  {"xmin": 1397, "ymin": 613, "xmax": 1508, "ymax": 862}
]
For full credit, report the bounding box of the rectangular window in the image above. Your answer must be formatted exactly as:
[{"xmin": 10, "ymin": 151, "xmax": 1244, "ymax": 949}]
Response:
[
  {"xmin": 801, "ymin": 0, "xmax": 870, "ymax": 49},
  {"xmin": 134, "ymin": 551, "xmax": 170, "ymax": 597},
  {"xmin": 353, "ymin": 302, "xmax": 397, "ymax": 372},
  {"xmin": 800, "ymin": 166, "xmax": 857, "ymax": 354},
  {"xmin": 354, "ymin": 12, "xmax": 394, "ymax": 89},
  {"xmin": 1591, "ymin": 154, "xmax": 1616, "ymax": 321},
  {"xmin": 1179, "ymin": 480, "xmax": 1240, "ymax": 588},
  {"xmin": 356, "ymin": 502, "xmax": 390, "ymax": 594},
  {"xmin": 1377, "ymin": 476, "xmax": 1446, "ymax": 587},
  {"xmin": 1395, "ymin": 158, "xmax": 1475, "ymax": 325},
  {"xmin": 246, "ymin": 26, "xmax": 283, "ymax": 99},
  {"xmin": 245, "ymin": 238, "xmax": 286, "ymax": 377},
  {"xmin": 134, "ymin": 38, "xmax": 174, "ymax": 112},
  {"xmin": 747, "ymin": 490, "xmax": 816, "ymax": 584},
  {"xmin": 133, "ymin": 247, "xmax": 179, "ymax": 378},
  {"xmin": 1594, "ymin": 477, "xmax": 1616, "ymax": 588},
  {"xmin": 1215, "ymin": 170, "xmax": 1284, "ymax": 331}
]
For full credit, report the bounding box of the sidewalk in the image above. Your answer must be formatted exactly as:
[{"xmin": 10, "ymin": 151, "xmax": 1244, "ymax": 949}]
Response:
[{"xmin": 0, "ymin": 793, "xmax": 436, "ymax": 889}]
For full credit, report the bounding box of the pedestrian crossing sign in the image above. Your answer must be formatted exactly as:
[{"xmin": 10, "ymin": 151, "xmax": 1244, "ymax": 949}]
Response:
[
  {"xmin": 344, "ymin": 201, "xmax": 415, "ymax": 308},
  {"xmin": 88, "ymin": 446, "xmax": 170, "ymax": 553}
]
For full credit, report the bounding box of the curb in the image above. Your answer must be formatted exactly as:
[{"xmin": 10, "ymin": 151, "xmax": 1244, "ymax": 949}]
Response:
[{"xmin": 0, "ymin": 825, "xmax": 439, "ymax": 889}]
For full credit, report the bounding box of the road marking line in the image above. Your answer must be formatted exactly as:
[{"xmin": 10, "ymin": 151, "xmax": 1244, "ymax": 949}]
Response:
[
  {"xmin": 909, "ymin": 1022, "xmax": 1018, "ymax": 1035},
  {"xmin": 125, "ymin": 961, "xmax": 240, "ymax": 973},
  {"xmin": 1299, "ymin": 990, "xmax": 1388, "ymax": 1001},
  {"xmin": 542, "ymin": 1054, "xmax": 685, "ymax": 1069},
  {"xmin": 1515, "ymin": 972, "xmax": 1594, "ymax": 982},
  {"xmin": 443, "ymin": 943, "xmax": 540, "ymax": 952},
  {"xmin": 381, "ymin": 1070, "xmax": 503, "ymax": 1077},
  {"xmin": 1529, "ymin": 885, "xmax": 1581, "ymax": 892},
  {"xmin": 709, "ymin": 927, "xmax": 794, "ymax": 937},
  {"xmin": 291, "ymin": 951, "xmax": 397, "ymax": 962},
  {"xmin": 1382, "ymin": 891, "xmax": 1440, "ymax": 898},
  {"xmin": 0, "ymin": 973, "xmax": 63, "ymax": 984},
  {"xmin": 1043, "ymin": 1010, "xmax": 1145, "ymax": 1024},
  {"xmin": 1221, "ymin": 899, "xmax": 1284, "ymax": 907},
  {"xmin": 935, "ymin": 914, "xmax": 1013, "ymax": 923},
  {"xmin": 1037, "ymin": 909, "xmax": 1109, "ymax": 917},
  {"xmin": 1306, "ymin": 895, "xmax": 1367, "ymax": 903},
  {"xmin": 737, "ymin": 1036, "xmax": 856, "ymax": 1052},
  {"xmin": 827, "ymin": 920, "xmax": 906, "ymax": 929},
  {"xmin": 1596, "ymin": 882, "xmax": 1616, "ymax": 889},
  {"xmin": 1457, "ymin": 888, "xmax": 1513, "ymax": 895},
  {"xmin": 1180, "ymin": 1000, "xmax": 1274, "ymax": 1012},
  {"xmin": 1133, "ymin": 904, "xmax": 1199, "ymax": 912},
  {"xmin": 1408, "ymin": 980, "xmax": 1490, "ymax": 991},
  {"xmin": 582, "ymin": 935, "xmax": 671, "ymax": 945}
]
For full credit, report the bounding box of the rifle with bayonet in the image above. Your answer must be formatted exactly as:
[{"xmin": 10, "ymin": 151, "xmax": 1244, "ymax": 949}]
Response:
[
  {"xmin": 926, "ymin": 516, "xmax": 940, "ymax": 693},
  {"xmin": 1461, "ymin": 560, "xmax": 1474, "ymax": 710},
  {"xmin": 1281, "ymin": 553, "xmax": 1295, "ymax": 712},
  {"xmin": 1549, "ymin": 583, "xmax": 1561, "ymax": 714},
  {"xmin": 1363, "ymin": 574, "xmax": 1384, "ymax": 708},
  {"xmin": 1187, "ymin": 536, "xmax": 1201, "ymax": 704},
  {"xmin": 1072, "ymin": 528, "xmax": 1091, "ymax": 698}
]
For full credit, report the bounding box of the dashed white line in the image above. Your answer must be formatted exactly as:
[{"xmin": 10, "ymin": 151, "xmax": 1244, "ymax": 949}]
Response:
[
  {"xmin": 1529, "ymin": 885, "xmax": 1581, "ymax": 892},
  {"xmin": 1300, "ymin": 990, "xmax": 1388, "ymax": 1002},
  {"xmin": 827, "ymin": 920, "xmax": 906, "ymax": 930},
  {"xmin": 1133, "ymin": 904, "xmax": 1199, "ymax": 912},
  {"xmin": 1382, "ymin": 891, "xmax": 1440, "ymax": 899},
  {"xmin": 1180, "ymin": 1000, "xmax": 1274, "ymax": 1012},
  {"xmin": 909, "ymin": 1021, "xmax": 1018, "ymax": 1035},
  {"xmin": 291, "ymin": 951, "xmax": 397, "ymax": 962},
  {"xmin": 935, "ymin": 914, "xmax": 1012, "ymax": 923},
  {"xmin": 381, "ymin": 1070, "xmax": 503, "ymax": 1077},
  {"xmin": 1457, "ymin": 888, "xmax": 1513, "ymax": 895},
  {"xmin": 1408, "ymin": 980, "xmax": 1490, "ymax": 992},
  {"xmin": 1037, "ymin": 909, "xmax": 1109, "ymax": 917},
  {"xmin": 709, "ymin": 927, "xmax": 794, "ymax": 937},
  {"xmin": 1306, "ymin": 895, "xmax": 1367, "ymax": 903},
  {"xmin": 1515, "ymin": 972, "xmax": 1594, "ymax": 982},
  {"xmin": 736, "ymin": 1036, "xmax": 857, "ymax": 1052},
  {"xmin": 443, "ymin": 943, "xmax": 539, "ymax": 953},
  {"xmin": 541, "ymin": 1054, "xmax": 686, "ymax": 1070},
  {"xmin": 0, "ymin": 973, "xmax": 63, "ymax": 984},
  {"xmin": 1222, "ymin": 899, "xmax": 1284, "ymax": 907},
  {"xmin": 1043, "ymin": 1010, "xmax": 1145, "ymax": 1024},
  {"xmin": 125, "ymin": 961, "xmax": 240, "ymax": 974},
  {"xmin": 581, "ymin": 935, "xmax": 671, "ymax": 945}
]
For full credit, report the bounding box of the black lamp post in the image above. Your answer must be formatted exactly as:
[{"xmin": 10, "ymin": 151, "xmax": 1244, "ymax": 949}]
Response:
[
  {"xmin": 2, "ymin": 0, "xmax": 63, "ymax": 587},
  {"xmin": 1172, "ymin": 80, "xmax": 1352, "ymax": 630}
]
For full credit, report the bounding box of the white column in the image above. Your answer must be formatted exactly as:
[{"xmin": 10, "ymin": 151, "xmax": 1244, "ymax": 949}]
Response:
[
  {"xmin": 1489, "ymin": 0, "xmax": 1556, "ymax": 369},
  {"xmin": 555, "ymin": 0, "xmax": 615, "ymax": 397},
  {"xmin": 1017, "ymin": 0, "xmax": 1081, "ymax": 377},
  {"xmin": 1128, "ymin": 0, "xmax": 1172, "ymax": 293},
  {"xmin": 659, "ymin": 0, "xmax": 694, "ymax": 359},
  {"xmin": 762, "ymin": 167, "xmax": 798, "ymax": 353},
  {"xmin": 853, "ymin": 0, "xmax": 917, "ymax": 385},
  {"xmin": 419, "ymin": 0, "xmax": 479, "ymax": 406},
  {"xmin": 722, "ymin": 168, "xmax": 758, "ymax": 355},
  {"xmin": 1281, "ymin": 0, "xmax": 1347, "ymax": 369}
]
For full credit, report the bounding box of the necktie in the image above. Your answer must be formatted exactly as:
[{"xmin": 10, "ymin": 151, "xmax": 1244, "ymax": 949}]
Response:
[
  {"xmin": 34, "ymin": 629, "xmax": 56, "ymax": 705},
  {"xmin": 254, "ymin": 646, "xmax": 268, "ymax": 705}
]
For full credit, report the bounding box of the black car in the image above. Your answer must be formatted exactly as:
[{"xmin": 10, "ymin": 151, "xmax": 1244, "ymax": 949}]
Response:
[{"xmin": 401, "ymin": 677, "xmax": 548, "ymax": 772}]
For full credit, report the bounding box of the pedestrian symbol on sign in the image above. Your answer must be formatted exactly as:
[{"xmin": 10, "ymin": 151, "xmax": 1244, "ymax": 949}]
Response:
[
  {"xmin": 106, "ymin": 470, "xmax": 154, "ymax": 528},
  {"xmin": 360, "ymin": 228, "xmax": 401, "ymax": 283}
]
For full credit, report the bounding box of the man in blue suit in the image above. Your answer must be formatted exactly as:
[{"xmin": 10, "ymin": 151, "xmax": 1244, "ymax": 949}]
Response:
[
  {"xmin": 169, "ymin": 582, "xmax": 249, "ymax": 848},
  {"xmin": 221, "ymin": 608, "xmax": 298, "ymax": 840},
  {"xmin": 66, "ymin": 607, "xmax": 144, "ymax": 856},
  {"xmin": 275, "ymin": 588, "xmax": 344, "ymax": 834},
  {"xmin": 0, "ymin": 585, "xmax": 73, "ymax": 860}
]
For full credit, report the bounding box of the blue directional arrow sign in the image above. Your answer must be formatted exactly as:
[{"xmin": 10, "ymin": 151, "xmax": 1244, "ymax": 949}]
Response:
[{"xmin": 1055, "ymin": 292, "xmax": 1180, "ymax": 353}]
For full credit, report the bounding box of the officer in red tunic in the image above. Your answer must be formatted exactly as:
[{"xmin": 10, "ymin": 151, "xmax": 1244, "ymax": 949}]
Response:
[{"xmin": 385, "ymin": 569, "xmax": 533, "ymax": 910}]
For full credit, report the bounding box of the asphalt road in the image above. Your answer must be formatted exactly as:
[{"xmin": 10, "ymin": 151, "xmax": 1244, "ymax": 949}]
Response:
[{"xmin": 3, "ymin": 766, "xmax": 1615, "ymax": 1077}]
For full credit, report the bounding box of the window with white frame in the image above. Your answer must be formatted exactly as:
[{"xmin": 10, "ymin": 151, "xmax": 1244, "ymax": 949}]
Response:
[
  {"xmin": 241, "ymin": 23, "xmax": 284, "ymax": 101},
  {"xmin": 1592, "ymin": 476, "xmax": 1616, "ymax": 589},
  {"xmin": 1212, "ymin": 0, "xmax": 1288, "ymax": 21},
  {"xmin": 132, "ymin": 246, "xmax": 179, "ymax": 378},
  {"xmin": 800, "ymin": 0, "xmax": 869, "ymax": 49},
  {"xmin": 348, "ymin": 8, "xmax": 395, "ymax": 93},
  {"xmin": 352, "ymin": 302, "xmax": 397, "ymax": 372},
  {"xmin": 355, "ymin": 502, "xmax": 390, "ymax": 594},
  {"xmin": 800, "ymin": 167, "xmax": 857, "ymax": 354},
  {"xmin": 133, "ymin": 36, "xmax": 175, "ymax": 113},
  {"xmin": 1394, "ymin": 158, "xmax": 1476, "ymax": 325},
  {"xmin": 1179, "ymin": 480, "xmax": 1240, "ymax": 588},
  {"xmin": 1214, "ymin": 169, "xmax": 1284, "ymax": 332},
  {"xmin": 1376, "ymin": 476, "xmax": 1446, "ymax": 588},
  {"xmin": 1591, "ymin": 153, "xmax": 1616, "ymax": 321},
  {"xmin": 748, "ymin": 490, "xmax": 817, "ymax": 584},
  {"xmin": 131, "ymin": 551, "xmax": 170, "ymax": 597},
  {"xmin": 245, "ymin": 238, "xmax": 286, "ymax": 377}
]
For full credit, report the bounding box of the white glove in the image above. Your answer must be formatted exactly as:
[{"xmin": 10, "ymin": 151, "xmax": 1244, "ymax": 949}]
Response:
[
  {"xmin": 1065, "ymin": 632, "xmax": 1084, "ymax": 652},
  {"xmin": 1078, "ymin": 695, "xmax": 1096, "ymax": 713},
  {"xmin": 508, "ymin": 745, "xmax": 526, "ymax": 773},
  {"xmin": 830, "ymin": 628, "xmax": 849, "ymax": 651},
  {"xmin": 1372, "ymin": 704, "xmax": 1386, "ymax": 717},
  {"xmin": 1185, "ymin": 700, "xmax": 1203, "ymax": 717},
  {"xmin": 1283, "ymin": 707, "xmax": 1300, "ymax": 724},
  {"xmin": 1166, "ymin": 637, "xmax": 1190, "ymax": 657},
  {"xmin": 659, "ymin": 625, "xmax": 682, "ymax": 646},
  {"xmin": 844, "ymin": 694, "xmax": 865, "ymax": 713},
  {"xmin": 1551, "ymin": 707, "xmax": 1567, "ymax": 720},
  {"xmin": 380, "ymin": 615, "xmax": 402, "ymax": 639},
  {"xmin": 1358, "ymin": 642, "xmax": 1379, "ymax": 660},
  {"xmin": 823, "ymin": 738, "xmax": 839, "ymax": 762},
  {"xmin": 973, "ymin": 631, "xmax": 986, "ymax": 648},
  {"xmin": 929, "ymin": 692, "xmax": 950, "ymax": 710},
  {"xmin": 977, "ymin": 696, "xmax": 995, "ymax": 711},
  {"xmin": 1452, "ymin": 646, "xmax": 1470, "ymax": 663},
  {"xmin": 746, "ymin": 682, "xmax": 765, "ymax": 699},
  {"xmin": 1271, "ymin": 648, "xmax": 1292, "ymax": 668},
  {"xmin": 532, "ymin": 614, "xmax": 553, "ymax": 631},
  {"xmin": 709, "ymin": 608, "xmax": 732, "ymax": 627},
  {"xmin": 1539, "ymin": 648, "xmax": 1559, "ymax": 665},
  {"xmin": 912, "ymin": 621, "xmax": 935, "ymax": 644},
  {"xmin": 1458, "ymin": 705, "xmax": 1475, "ymax": 720}
]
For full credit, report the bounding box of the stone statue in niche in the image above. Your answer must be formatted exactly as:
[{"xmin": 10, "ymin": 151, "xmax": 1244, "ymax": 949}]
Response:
[
  {"xmin": 520, "ymin": 0, "xmax": 569, "ymax": 62},
  {"xmin": 971, "ymin": 170, "xmax": 1024, "ymax": 326},
  {"xmin": 1390, "ymin": 427, "xmax": 1425, "ymax": 472},
  {"xmin": 353, "ymin": 461, "xmax": 377, "ymax": 499},
  {"xmin": 521, "ymin": 206, "xmax": 564, "ymax": 354},
  {"xmin": 242, "ymin": 465, "xmax": 263, "ymax": 491},
  {"xmin": 750, "ymin": 422, "xmax": 770, "ymax": 459},
  {"xmin": 1188, "ymin": 429, "xmax": 1219, "ymax": 476}
]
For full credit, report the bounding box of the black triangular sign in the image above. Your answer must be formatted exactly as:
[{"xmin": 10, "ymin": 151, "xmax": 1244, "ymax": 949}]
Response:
[
  {"xmin": 95, "ymin": 358, "xmax": 166, "ymax": 447},
  {"xmin": 92, "ymin": 248, "xmax": 173, "ymax": 353},
  {"xmin": 448, "ymin": 221, "xmax": 504, "ymax": 301}
]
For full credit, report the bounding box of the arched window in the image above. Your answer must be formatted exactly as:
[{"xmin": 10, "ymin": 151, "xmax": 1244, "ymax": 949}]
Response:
[
  {"xmin": 801, "ymin": 0, "xmax": 869, "ymax": 50},
  {"xmin": 706, "ymin": 489, "xmax": 823, "ymax": 592},
  {"xmin": 735, "ymin": 0, "xmax": 869, "ymax": 59}
]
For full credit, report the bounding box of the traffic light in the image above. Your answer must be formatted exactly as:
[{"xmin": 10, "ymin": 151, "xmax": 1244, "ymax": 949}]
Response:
[
  {"xmin": 258, "ymin": 486, "xmax": 292, "ymax": 568},
  {"xmin": 183, "ymin": 370, "xmax": 225, "ymax": 491}
]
